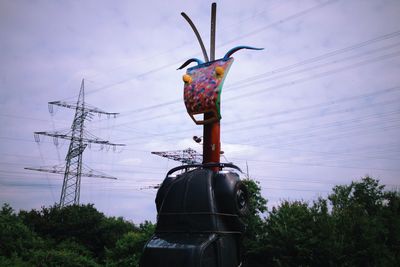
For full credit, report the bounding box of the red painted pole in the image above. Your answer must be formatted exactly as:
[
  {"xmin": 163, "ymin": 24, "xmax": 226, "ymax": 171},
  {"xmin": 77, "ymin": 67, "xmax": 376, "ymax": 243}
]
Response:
[{"xmin": 203, "ymin": 113, "xmax": 220, "ymax": 171}]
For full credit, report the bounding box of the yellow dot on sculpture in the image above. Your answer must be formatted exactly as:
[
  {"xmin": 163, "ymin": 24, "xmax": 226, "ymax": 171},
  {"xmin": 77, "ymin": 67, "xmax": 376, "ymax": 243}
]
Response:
[
  {"xmin": 182, "ymin": 74, "xmax": 192, "ymax": 83},
  {"xmin": 215, "ymin": 66, "xmax": 224, "ymax": 76}
]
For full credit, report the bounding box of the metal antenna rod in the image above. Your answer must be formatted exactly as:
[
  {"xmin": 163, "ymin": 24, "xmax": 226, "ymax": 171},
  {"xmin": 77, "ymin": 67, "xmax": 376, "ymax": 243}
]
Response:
[{"xmin": 210, "ymin": 2, "xmax": 217, "ymax": 61}]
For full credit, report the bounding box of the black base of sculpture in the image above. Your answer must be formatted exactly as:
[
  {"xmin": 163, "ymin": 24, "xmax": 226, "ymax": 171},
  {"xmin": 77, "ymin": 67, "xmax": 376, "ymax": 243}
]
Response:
[{"xmin": 140, "ymin": 164, "xmax": 248, "ymax": 267}]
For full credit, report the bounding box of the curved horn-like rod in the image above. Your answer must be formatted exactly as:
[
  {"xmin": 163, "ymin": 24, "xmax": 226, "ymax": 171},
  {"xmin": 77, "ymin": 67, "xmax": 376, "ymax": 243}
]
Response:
[
  {"xmin": 181, "ymin": 12, "xmax": 210, "ymax": 62},
  {"xmin": 177, "ymin": 58, "xmax": 204, "ymax": 70},
  {"xmin": 223, "ymin": 46, "xmax": 264, "ymax": 60}
]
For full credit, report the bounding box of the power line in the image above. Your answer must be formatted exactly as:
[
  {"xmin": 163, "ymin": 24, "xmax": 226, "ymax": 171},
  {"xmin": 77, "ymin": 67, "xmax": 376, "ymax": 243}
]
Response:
[
  {"xmin": 71, "ymin": 29, "xmax": 400, "ymax": 136},
  {"xmin": 119, "ymin": 99, "xmax": 400, "ymax": 146},
  {"xmin": 225, "ymin": 41, "xmax": 400, "ymax": 92},
  {"xmin": 2, "ymin": 168, "xmax": 398, "ymax": 190},
  {"xmin": 224, "ymin": 97, "xmax": 400, "ymax": 134},
  {"xmin": 90, "ymin": 28, "xmax": 400, "ymax": 123},
  {"xmin": 101, "ymin": 47, "xmax": 400, "ymax": 134},
  {"xmin": 226, "ymin": 49, "xmax": 400, "ymax": 101},
  {"xmin": 238, "ymin": 113, "xmax": 400, "ymax": 148},
  {"xmin": 217, "ymin": 0, "xmax": 339, "ymax": 48},
  {"xmin": 224, "ymin": 85, "xmax": 400, "ymax": 126},
  {"xmin": 101, "ymin": 84, "xmax": 400, "ymax": 143},
  {"xmin": 228, "ymin": 156, "xmax": 400, "ymax": 173},
  {"xmin": 56, "ymin": 0, "xmax": 341, "ymax": 104},
  {"xmin": 229, "ymin": 117, "xmax": 400, "ymax": 152},
  {"xmin": 228, "ymin": 30, "xmax": 400, "ymax": 88}
]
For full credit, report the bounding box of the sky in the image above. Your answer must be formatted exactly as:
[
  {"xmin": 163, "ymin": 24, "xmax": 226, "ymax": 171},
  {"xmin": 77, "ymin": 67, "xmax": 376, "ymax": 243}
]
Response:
[{"xmin": 0, "ymin": 0, "xmax": 399, "ymax": 223}]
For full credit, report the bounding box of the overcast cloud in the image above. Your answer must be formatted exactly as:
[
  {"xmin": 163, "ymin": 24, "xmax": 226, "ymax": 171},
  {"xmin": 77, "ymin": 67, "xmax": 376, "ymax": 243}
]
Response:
[{"xmin": 1, "ymin": 0, "xmax": 400, "ymax": 222}]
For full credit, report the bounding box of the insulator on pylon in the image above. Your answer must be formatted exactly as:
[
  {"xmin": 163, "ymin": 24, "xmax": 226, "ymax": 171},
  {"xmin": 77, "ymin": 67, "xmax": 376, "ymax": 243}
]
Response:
[
  {"xmin": 53, "ymin": 137, "xmax": 59, "ymax": 146},
  {"xmin": 86, "ymin": 113, "xmax": 94, "ymax": 121},
  {"xmin": 34, "ymin": 133, "xmax": 40, "ymax": 143},
  {"xmin": 48, "ymin": 104, "xmax": 54, "ymax": 115},
  {"xmin": 113, "ymin": 145, "xmax": 116, "ymax": 152}
]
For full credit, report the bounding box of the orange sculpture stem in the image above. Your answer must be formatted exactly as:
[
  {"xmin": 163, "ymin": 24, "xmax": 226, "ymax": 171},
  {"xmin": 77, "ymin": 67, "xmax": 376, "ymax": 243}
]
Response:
[{"xmin": 203, "ymin": 112, "xmax": 220, "ymax": 171}]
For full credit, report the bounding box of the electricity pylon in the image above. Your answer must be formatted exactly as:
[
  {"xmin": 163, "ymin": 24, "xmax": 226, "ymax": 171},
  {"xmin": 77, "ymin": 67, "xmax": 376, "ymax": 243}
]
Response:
[
  {"xmin": 141, "ymin": 148, "xmax": 202, "ymax": 190},
  {"xmin": 151, "ymin": 148, "xmax": 202, "ymax": 164},
  {"xmin": 25, "ymin": 79, "xmax": 125, "ymax": 207}
]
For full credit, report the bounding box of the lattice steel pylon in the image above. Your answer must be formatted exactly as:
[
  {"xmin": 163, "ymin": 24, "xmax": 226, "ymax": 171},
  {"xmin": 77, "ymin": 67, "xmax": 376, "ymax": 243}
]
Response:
[
  {"xmin": 25, "ymin": 79, "xmax": 125, "ymax": 207},
  {"xmin": 151, "ymin": 148, "xmax": 202, "ymax": 164},
  {"xmin": 144, "ymin": 148, "xmax": 202, "ymax": 190}
]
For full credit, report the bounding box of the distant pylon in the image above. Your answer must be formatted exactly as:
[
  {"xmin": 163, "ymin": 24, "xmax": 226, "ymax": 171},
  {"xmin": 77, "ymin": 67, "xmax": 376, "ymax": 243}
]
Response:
[
  {"xmin": 151, "ymin": 148, "xmax": 202, "ymax": 164},
  {"xmin": 25, "ymin": 79, "xmax": 125, "ymax": 207},
  {"xmin": 143, "ymin": 148, "xmax": 202, "ymax": 190}
]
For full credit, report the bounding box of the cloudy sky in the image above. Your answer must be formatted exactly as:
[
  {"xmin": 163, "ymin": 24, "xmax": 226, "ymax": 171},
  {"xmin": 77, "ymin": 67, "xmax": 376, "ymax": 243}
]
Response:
[{"xmin": 1, "ymin": 0, "xmax": 399, "ymax": 223}]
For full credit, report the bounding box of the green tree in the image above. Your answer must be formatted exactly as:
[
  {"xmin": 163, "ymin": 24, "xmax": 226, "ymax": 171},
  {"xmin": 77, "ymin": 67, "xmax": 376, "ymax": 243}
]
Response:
[
  {"xmin": 28, "ymin": 248, "xmax": 99, "ymax": 267},
  {"xmin": 261, "ymin": 200, "xmax": 334, "ymax": 266},
  {"xmin": 328, "ymin": 176, "xmax": 397, "ymax": 266},
  {"xmin": 2, "ymin": 176, "xmax": 398, "ymax": 266},
  {"xmin": 106, "ymin": 221, "xmax": 155, "ymax": 267},
  {"xmin": 241, "ymin": 179, "xmax": 268, "ymax": 265},
  {"xmin": 98, "ymin": 216, "xmax": 137, "ymax": 251},
  {"xmin": 382, "ymin": 190, "xmax": 400, "ymax": 263},
  {"xmin": 0, "ymin": 203, "xmax": 43, "ymax": 260},
  {"xmin": 0, "ymin": 255, "xmax": 30, "ymax": 267},
  {"xmin": 19, "ymin": 204, "xmax": 136, "ymax": 261},
  {"xmin": 20, "ymin": 204, "xmax": 105, "ymax": 256}
]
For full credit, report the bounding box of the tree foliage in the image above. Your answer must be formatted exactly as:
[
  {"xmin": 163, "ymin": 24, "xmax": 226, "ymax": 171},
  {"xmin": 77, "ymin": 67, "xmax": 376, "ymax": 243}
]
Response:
[
  {"xmin": 241, "ymin": 179, "xmax": 267, "ymax": 264},
  {"xmin": 0, "ymin": 203, "xmax": 46, "ymax": 265},
  {"xmin": 1, "ymin": 203, "xmax": 154, "ymax": 266},
  {"xmin": 1, "ymin": 176, "xmax": 399, "ymax": 266},
  {"xmin": 105, "ymin": 221, "xmax": 155, "ymax": 267},
  {"xmin": 328, "ymin": 177, "xmax": 399, "ymax": 266},
  {"xmin": 241, "ymin": 176, "xmax": 400, "ymax": 266}
]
